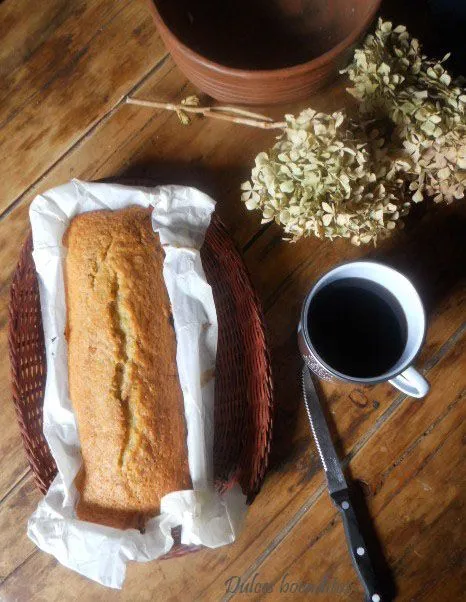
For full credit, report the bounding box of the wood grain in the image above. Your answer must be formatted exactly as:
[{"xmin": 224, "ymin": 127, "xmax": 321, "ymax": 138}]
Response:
[
  {"xmin": 230, "ymin": 330, "xmax": 466, "ymax": 601},
  {"xmin": 0, "ymin": 0, "xmax": 166, "ymax": 215},
  {"xmin": 0, "ymin": 1, "xmax": 465, "ymax": 600},
  {"xmin": 0, "ymin": 305, "xmax": 31, "ymax": 500},
  {"xmin": 0, "ymin": 475, "xmax": 40, "ymax": 582},
  {"xmin": 1, "ymin": 1, "xmax": 134, "ymax": 126}
]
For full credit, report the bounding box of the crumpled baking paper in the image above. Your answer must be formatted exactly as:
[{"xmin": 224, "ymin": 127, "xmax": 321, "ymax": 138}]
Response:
[{"xmin": 27, "ymin": 179, "xmax": 246, "ymax": 589}]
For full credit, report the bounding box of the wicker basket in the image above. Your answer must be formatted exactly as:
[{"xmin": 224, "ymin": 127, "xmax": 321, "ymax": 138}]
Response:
[{"xmin": 8, "ymin": 214, "xmax": 273, "ymax": 558}]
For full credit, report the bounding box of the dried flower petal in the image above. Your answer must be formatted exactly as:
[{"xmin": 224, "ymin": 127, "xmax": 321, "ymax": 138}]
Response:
[
  {"xmin": 175, "ymin": 109, "xmax": 190, "ymax": 126},
  {"xmin": 241, "ymin": 107, "xmax": 407, "ymax": 245},
  {"xmin": 344, "ymin": 19, "xmax": 465, "ymax": 208},
  {"xmin": 181, "ymin": 95, "xmax": 201, "ymax": 107},
  {"xmin": 322, "ymin": 202, "xmax": 333, "ymax": 213}
]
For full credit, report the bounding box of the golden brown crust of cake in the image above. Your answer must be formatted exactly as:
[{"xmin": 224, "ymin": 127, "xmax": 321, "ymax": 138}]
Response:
[{"xmin": 63, "ymin": 206, "xmax": 191, "ymax": 529}]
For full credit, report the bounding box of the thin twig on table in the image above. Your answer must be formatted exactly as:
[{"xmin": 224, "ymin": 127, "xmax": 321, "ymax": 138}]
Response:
[
  {"xmin": 126, "ymin": 97, "xmax": 286, "ymax": 130},
  {"xmin": 211, "ymin": 106, "xmax": 274, "ymax": 121}
]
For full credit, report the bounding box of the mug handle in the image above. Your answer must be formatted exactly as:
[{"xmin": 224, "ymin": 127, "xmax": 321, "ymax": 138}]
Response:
[{"xmin": 389, "ymin": 366, "xmax": 430, "ymax": 398}]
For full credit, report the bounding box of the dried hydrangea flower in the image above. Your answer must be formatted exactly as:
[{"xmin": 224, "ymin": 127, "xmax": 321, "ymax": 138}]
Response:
[
  {"xmin": 241, "ymin": 19, "xmax": 464, "ymax": 245},
  {"xmin": 241, "ymin": 109, "xmax": 409, "ymax": 245},
  {"xmin": 175, "ymin": 95, "xmax": 202, "ymax": 125},
  {"xmin": 344, "ymin": 18, "xmax": 466, "ymax": 205}
]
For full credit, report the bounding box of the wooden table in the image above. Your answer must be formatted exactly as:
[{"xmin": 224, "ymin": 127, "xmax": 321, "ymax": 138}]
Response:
[{"xmin": 1, "ymin": 1, "xmax": 465, "ymax": 600}]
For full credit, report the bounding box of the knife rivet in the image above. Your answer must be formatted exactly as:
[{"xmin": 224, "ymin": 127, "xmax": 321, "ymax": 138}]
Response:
[
  {"xmin": 372, "ymin": 595, "xmax": 381, "ymax": 602},
  {"xmin": 356, "ymin": 547, "xmax": 365, "ymax": 556},
  {"xmin": 342, "ymin": 501, "xmax": 349, "ymax": 510}
]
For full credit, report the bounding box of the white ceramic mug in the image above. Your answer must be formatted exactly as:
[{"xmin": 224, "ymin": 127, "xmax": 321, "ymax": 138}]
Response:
[{"xmin": 298, "ymin": 261, "xmax": 430, "ymax": 398}]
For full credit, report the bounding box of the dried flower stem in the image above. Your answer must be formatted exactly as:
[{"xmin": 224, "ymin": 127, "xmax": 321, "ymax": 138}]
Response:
[
  {"xmin": 126, "ymin": 97, "xmax": 286, "ymax": 130},
  {"xmin": 209, "ymin": 105, "xmax": 274, "ymax": 121}
]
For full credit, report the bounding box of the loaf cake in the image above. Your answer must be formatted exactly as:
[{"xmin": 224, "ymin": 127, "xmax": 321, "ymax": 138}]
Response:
[{"xmin": 63, "ymin": 206, "xmax": 191, "ymax": 529}]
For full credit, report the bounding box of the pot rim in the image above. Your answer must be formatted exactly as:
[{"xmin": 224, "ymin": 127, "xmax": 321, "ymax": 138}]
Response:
[{"xmin": 148, "ymin": 0, "xmax": 382, "ymax": 79}]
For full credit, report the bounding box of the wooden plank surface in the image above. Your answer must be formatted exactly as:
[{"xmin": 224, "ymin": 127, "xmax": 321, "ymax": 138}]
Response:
[
  {"xmin": 0, "ymin": 0, "xmax": 167, "ymax": 215},
  {"xmin": 0, "ymin": 0, "xmax": 465, "ymax": 600},
  {"xmin": 231, "ymin": 330, "xmax": 466, "ymax": 602}
]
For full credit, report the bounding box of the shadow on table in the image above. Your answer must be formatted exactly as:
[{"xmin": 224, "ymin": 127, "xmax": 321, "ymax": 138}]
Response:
[
  {"xmin": 369, "ymin": 202, "xmax": 466, "ymax": 321},
  {"xmin": 101, "ymin": 160, "xmax": 248, "ymax": 232},
  {"xmin": 266, "ymin": 202, "xmax": 466, "ymax": 602},
  {"xmin": 268, "ymin": 203, "xmax": 466, "ymax": 479},
  {"xmin": 345, "ymin": 202, "xmax": 465, "ymax": 602},
  {"xmin": 381, "ymin": 0, "xmax": 466, "ymax": 77}
]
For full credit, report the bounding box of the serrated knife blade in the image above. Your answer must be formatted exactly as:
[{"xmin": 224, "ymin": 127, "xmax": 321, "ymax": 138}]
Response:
[
  {"xmin": 302, "ymin": 364, "xmax": 347, "ymax": 496},
  {"xmin": 302, "ymin": 364, "xmax": 383, "ymax": 601}
]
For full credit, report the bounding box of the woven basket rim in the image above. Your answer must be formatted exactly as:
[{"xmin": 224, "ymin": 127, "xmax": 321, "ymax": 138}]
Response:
[{"xmin": 8, "ymin": 214, "xmax": 274, "ymax": 558}]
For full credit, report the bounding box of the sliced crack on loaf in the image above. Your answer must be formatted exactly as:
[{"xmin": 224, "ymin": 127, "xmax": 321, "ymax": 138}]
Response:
[
  {"xmin": 108, "ymin": 271, "xmax": 132, "ymax": 468},
  {"xmin": 63, "ymin": 206, "xmax": 192, "ymax": 530}
]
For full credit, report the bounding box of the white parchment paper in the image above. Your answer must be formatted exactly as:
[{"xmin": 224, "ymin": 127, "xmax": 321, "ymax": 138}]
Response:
[{"xmin": 27, "ymin": 180, "xmax": 246, "ymax": 589}]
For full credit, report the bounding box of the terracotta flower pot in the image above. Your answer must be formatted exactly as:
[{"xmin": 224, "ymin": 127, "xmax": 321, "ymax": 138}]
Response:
[{"xmin": 147, "ymin": 0, "xmax": 381, "ymax": 105}]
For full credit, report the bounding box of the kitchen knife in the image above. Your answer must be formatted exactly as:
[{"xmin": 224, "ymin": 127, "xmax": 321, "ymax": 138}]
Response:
[{"xmin": 302, "ymin": 364, "xmax": 382, "ymax": 602}]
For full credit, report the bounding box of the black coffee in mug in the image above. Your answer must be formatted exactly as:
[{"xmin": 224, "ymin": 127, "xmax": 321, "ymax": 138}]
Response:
[
  {"xmin": 298, "ymin": 262, "xmax": 430, "ymax": 397},
  {"xmin": 307, "ymin": 277, "xmax": 408, "ymax": 378}
]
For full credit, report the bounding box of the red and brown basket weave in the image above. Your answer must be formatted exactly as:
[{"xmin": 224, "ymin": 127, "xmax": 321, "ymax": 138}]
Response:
[{"xmin": 8, "ymin": 214, "xmax": 273, "ymax": 559}]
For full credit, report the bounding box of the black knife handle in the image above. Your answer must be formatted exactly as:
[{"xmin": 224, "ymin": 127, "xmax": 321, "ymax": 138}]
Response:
[{"xmin": 331, "ymin": 490, "xmax": 382, "ymax": 602}]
